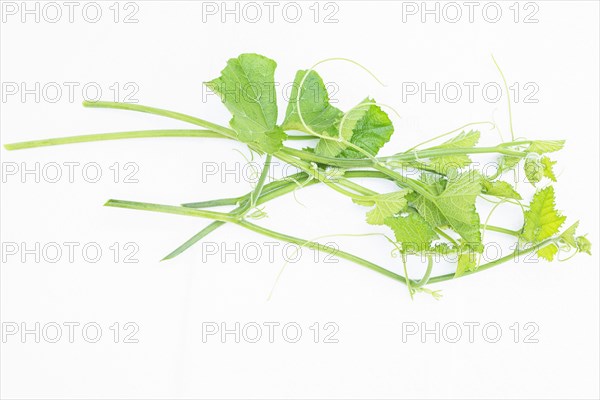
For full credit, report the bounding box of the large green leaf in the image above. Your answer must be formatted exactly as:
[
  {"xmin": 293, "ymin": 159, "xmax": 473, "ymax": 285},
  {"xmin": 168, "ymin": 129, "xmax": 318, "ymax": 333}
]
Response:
[
  {"xmin": 410, "ymin": 171, "xmax": 483, "ymax": 246},
  {"xmin": 205, "ymin": 53, "xmax": 285, "ymax": 153},
  {"xmin": 521, "ymin": 186, "xmax": 566, "ymax": 244},
  {"xmin": 338, "ymin": 99, "xmax": 394, "ymax": 159}
]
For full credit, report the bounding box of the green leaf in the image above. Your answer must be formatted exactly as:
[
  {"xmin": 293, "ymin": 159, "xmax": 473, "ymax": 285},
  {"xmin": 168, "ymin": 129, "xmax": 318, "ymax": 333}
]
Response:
[
  {"xmin": 524, "ymin": 157, "xmax": 543, "ymax": 184},
  {"xmin": 205, "ymin": 53, "xmax": 285, "ymax": 153},
  {"xmin": 424, "ymin": 130, "xmax": 480, "ymax": 173},
  {"xmin": 455, "ymin": 251, "xmax": 477, "ymax": 277},
  {"xmin": 384, "ymin": 209, "xmax": 439, "ymax": 252},
  {"xmin": 527, "ymin": 140, "xmax": 565, "ymax": 154},
  {"xmin": 482, "ymin": 179, "xmax": 522, "ymax": 200},
  {"xmin": 522, "ymin": 186, "xmax": 566, "ymax": 243},
  {"xmin": 239, "ymin": 127, "xmax": 287, "ymax": 155},
  {"xmin": 282, "ymin": 70, "xmax": 342, "ymax": 136},
  {"xmin": 541, "ymin": 156, "xmax": 557, "ymax": 182},
  {"xmin": 354, "ymin": 190, "xmax": 409, "ymax": 225},
  {"xmin": 576, "ymin": 236, "xmax": 592, "ymax": 255},
  {"xmin": 537, "ymin": 243, "xmax": 558, "ymax": 261},
  {"xmin": 498, "ymin": 155, "xmax": 522, "ymax": 171},
  {"xmin": 315, "ymin": 99, "xmax": 368, "ymax": 158},
  {"xmin": 338, "ymin": 99, "xmax": 394, "ymax": 159},
  {"xmin": 410, "ymin": 171, "xmax": 483, "ymax": 246}
]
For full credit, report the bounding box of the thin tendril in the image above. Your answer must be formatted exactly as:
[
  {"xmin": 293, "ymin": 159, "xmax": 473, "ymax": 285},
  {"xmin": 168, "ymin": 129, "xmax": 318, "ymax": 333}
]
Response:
[
  {"xmin": 491, "ymin": 54, "xmax": 515, "ymax": 141},
  {"xmin": 295, "ymin": 57, "xmax": 390, "ymax": 163}
]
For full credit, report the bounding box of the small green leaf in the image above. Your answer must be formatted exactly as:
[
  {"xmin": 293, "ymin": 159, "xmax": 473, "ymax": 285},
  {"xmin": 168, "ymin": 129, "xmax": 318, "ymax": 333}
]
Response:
[
  {"xmin": 524, "ymin": 157, "xmax": 543, "ymax": 184},
  {"xmin": 522, "ymin": 186, "xmax": 566, "ymax": 243},
  {"xmin": 482, "ymin": 179, "xmax": 522, "ymax": 200},
  {"xmin": 527, "ymin": 140, "xmax": 565, "ymax": 154},
  {"xmin": 541, "ymin": 156, "xmax": 557, "ymax": 182},
  {"xmin": 385, "ymin": 209, "xmax": 439, "ymax": 252},
  {"xmin": 560, "ymin": 221, "xmax": 579, "ymax": 247},
  {"xmin": 498, "ymin": 155, "xmax": 522, "ymax": 171},
  {"xmin": 455, "ymin": 251, "xmax": 477, "ymax": 277},
  {"xmin": 576, "ymin": 236, "xmax": 592, "ymax": 255},
  {"xmin": 424, "ymin": 130, "xmax": 480, "ymax": 173},
  {"xmin": 354, "ymin": 190, "xmax": 409, "ymax": 225},
  {"xmin": 537, "ymin": 243, "xmax": 558, "ymax": 261}
]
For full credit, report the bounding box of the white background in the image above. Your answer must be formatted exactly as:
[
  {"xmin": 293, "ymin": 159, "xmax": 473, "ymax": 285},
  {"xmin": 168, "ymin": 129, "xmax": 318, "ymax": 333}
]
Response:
[{"xmin": 1, "ymin": 1, "xmax": 599, "ymax": 399}]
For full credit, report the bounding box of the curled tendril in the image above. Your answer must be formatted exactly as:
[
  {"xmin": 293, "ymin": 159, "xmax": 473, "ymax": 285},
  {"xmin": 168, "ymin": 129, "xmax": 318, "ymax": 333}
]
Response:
[
  {"xmin": 247, "ymin": 207, "xmax": 268, "ymax": 220},
  {"xmin": 492, "ymin": 54, "xmax": 515, "ymax": 142},
  {"xmin": 557, "ymin": 245, "xmax": 579, "ymax": 262}
]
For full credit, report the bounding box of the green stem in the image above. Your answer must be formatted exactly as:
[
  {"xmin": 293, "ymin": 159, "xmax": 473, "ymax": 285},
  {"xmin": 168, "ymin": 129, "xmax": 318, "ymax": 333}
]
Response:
[
  {"xmin": 235, "ymin": 155, "xmax": 272, "ymax": 216},
  {"xmin": 280, "ymin": 145, "xmax": 527, "ymax": 169},
  {"xmin": 485, "ymin": 225, "xmax": 520, "ymax": 236},
  {"xmin": 4, "ymin": 129, "xmax": 227, "ymax": 151},
  {"xmin": 427, "ymin": 238, "xmax": 557, "ymax": 284},
  {"xmin": 104, "ymin": 197, "xmax": 559, "ymax": 290},
  {"xmin": 236, "ymin": 220, "xmax": 409, "ymax": 285},
  {"xmin": 106, "ymin": 198, "xmax": 409, "ymax": 285},
  {"xmin": 413, "ymin": 256, "xmax": 434, "ymax": 288},
  {"xmin": 104, "ymin": 199, "xmax": 236, "ymax": 223},
  {"xmin": 82, "ymin": 101, "xmax": 237, "ymax": 139},
  {"xmin": 161, "ymin": 221, "xmax": 226, "ymax": 261},
  {"xmin": 182, "ymin": 197, "xmax": 242, "ymax": 209}
]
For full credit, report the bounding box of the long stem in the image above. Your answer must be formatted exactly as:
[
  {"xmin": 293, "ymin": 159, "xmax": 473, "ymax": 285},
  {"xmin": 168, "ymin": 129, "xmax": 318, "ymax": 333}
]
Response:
[
  {"xmin": 105, "ymin": 198, "xmax": 410, "ymax": 285},
  {"xmin": 427, "ymin": 238, "xmax": 557, "ymax": 284},
  {"xmin": 4, "ymin": 129, "xmax": 227, "ymax": 150},
  {"xmin": 104, "ymin": 197, "xmax": 559, "ymax": 289},
  {"xmin": 237, "ymin": 220, "xmax": 409, "ymax": 285},
  {"xmin": 104, "ymin": 199, "xmax": 236, "ymax": 222},
  {"xmin": 235, "ymin": 155, "xmax": 272, "ymax": 216},
  {"xmin": 82, "ymin": 101, "xmax": 238, "ymax": 139}
]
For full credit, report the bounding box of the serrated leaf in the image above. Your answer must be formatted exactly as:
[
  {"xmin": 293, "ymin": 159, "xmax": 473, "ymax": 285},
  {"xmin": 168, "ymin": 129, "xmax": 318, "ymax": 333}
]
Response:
[
  {"xmin": 522, "ymin": 186, "xmax": 566, "ymax": 243},
  {"xmin": 424, "ymin": 130, "xmax": 480, "ymax": 173},
  {"xmin": 354, "ymin": 190, "xmax": 409, "ymax": 225},
  {"xmin": 410, "ymin": 171, "xmax": 483, "ymax": 246},
  {"xmin": 560, "ymin": 221, "xmax": 579, "ymax": 247},
  {"xmin": 541, "ymin": 157, "xmax": 557, "ymax": 182},
  {"xmin": 338, "ymin": 99, "xmax": 394, "ymax": 159},
  {"xmin": 282, "ymin": 70, "xmax": 343, "ymax": 136},
  {"xmin": 527, "ymin": 140, "xmax": 565, "ymax": 154},
  {"xmin": 384, "ymin": 209, "xmax": 439, "ymax": 252},
  {"xmin": 206, "ymin": 53, "xmax": 285, "ymax": 153},
  {"xmin": 576, "ymin": 236, "xmax": 592, "ymax": 255},
  {"xmin": 482, "ymin": 179, "xmax": 522, "ymax": 200},
  {"xmin": 537, "ymin": 243, "xmax": 558, "ymax": 261}
]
